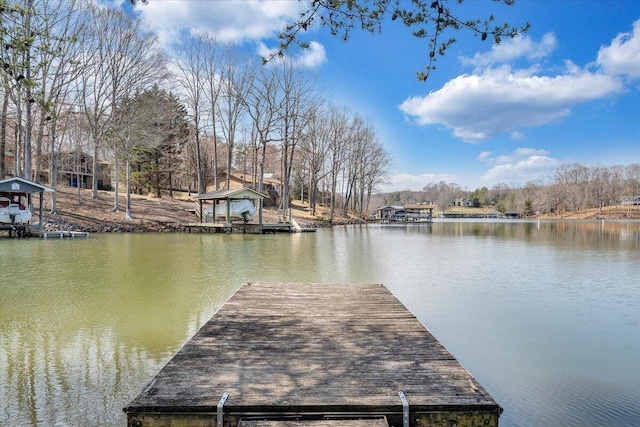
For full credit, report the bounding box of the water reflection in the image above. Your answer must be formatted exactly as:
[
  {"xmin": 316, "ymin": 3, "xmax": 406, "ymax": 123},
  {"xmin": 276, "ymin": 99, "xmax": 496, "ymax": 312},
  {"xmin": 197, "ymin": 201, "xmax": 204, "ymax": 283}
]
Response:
[{"xmin": 1, "ymin": 221, "xmax": 639, "ymax": 426}]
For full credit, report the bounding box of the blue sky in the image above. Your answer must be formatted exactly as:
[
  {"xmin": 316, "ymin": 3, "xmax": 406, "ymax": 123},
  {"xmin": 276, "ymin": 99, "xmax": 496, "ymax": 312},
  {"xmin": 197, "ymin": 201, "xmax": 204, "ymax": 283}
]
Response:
[{"xmin": 126, "ymin": 0, "xmax": 640, "ymax": 192}]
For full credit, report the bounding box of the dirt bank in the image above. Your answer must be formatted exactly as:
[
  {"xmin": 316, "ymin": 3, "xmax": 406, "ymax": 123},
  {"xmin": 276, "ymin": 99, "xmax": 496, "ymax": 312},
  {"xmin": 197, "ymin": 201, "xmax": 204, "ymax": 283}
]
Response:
[
  {"xmin": 40, "ymin": 186, "xmax": 353, "ymax": 232},
  {"xmin": 31, "ymin": 186, "xmax": 639, "ymax": 233},
  {"xmin": 535, "ymin": 205, "xmax": 640, "ymax": 220}
]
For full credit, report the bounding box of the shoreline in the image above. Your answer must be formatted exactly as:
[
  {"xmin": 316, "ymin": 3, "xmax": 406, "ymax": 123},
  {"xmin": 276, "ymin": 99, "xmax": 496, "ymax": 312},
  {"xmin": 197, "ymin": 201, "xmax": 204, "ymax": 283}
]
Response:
[
  {"xmin": 15, "ymin": 185, "xmax": 640, "ymax": 234},
  {"xmin": 36, "ymin": 185, "xmax": 365, "ymax": 234}
]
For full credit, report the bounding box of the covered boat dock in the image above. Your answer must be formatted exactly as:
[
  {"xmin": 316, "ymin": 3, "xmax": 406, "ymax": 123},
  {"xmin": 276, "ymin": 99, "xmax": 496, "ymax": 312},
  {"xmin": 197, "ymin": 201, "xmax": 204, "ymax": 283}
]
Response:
[
  {"xmin": 186, "ymin": 188, "xmax": 294, "ymax": 233},
  {"xmin": 0, "ymin": 177, "xmax": 54, "ymax": 237}
]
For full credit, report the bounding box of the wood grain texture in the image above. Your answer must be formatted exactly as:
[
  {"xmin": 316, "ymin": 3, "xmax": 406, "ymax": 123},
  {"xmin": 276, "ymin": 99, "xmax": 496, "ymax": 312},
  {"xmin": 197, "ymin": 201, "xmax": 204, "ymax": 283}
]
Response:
[{"xmin": 125, "ymin": 283, "xmax": 500, "ymax": 417}]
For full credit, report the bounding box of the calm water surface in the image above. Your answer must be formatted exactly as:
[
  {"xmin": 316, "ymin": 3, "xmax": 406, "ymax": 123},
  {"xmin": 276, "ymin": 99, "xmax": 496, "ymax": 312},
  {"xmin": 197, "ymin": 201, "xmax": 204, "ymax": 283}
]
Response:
[{"xmin": 1, "ymin": 220, "xmax": 639, "ymax": 426}]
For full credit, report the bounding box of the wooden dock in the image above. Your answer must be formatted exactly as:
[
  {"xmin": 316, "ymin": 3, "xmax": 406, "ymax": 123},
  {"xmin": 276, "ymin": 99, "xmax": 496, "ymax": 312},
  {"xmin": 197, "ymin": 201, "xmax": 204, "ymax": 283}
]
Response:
[
  {"xmin": 41, "ymin": 230, "xmax": 90, "ymax": 239},
  {"xmin": 184, "ymin": 222, "xmax": 316, "ymax": 233},
  {"xmin": 124, "ymin": 283, "xmax": 501, "ymax": 427},
  {"xmin": 184, "ymin": 222, "xmax": 295, "ymax": 234},
  {"xmin": 0, "ymin": 224, "xmax": 28, "ymax": 238}
]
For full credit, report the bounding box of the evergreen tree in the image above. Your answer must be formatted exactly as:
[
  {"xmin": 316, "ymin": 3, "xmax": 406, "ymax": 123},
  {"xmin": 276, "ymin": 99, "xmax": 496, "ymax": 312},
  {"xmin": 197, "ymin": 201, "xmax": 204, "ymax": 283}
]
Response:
[{"xmin": 125, "ymin": 85, "xmax": 189, "ymax": 197}]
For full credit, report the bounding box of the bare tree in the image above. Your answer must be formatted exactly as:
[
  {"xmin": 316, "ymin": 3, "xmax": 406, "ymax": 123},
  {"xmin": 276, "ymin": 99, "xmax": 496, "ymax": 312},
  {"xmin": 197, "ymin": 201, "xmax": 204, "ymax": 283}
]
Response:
[
  {"xmin": 80, "ymin": 5, "xmax": 166, "ymax": 203},
  {"xmin": 246, "ymin": 62, "xmax": 281, "ymax": 195},
  {"xmin": 37, "ymin": 0, "xmax": 86, "ymax": 211},
  {"xmin": 274, "ymin": 57, "xmax": 315, "ymax": 220},
  {"xmin": 625, "ymin": 164, "xmax": 640, "ymax": 215},
  {"xmin": 217, "ymin": 47, "xmax": 253, "ymax": 191},
  {"xmin": 361, "ymin": 141, "xmax": 391, "ymax": 215},
  {"xmin": 0, "ymin": 85, "xmax": 9, "ymax": 178},
  {"xmin": 173, "ymin": 35, "xmax": 209, "ymax": 194},
  {"xmin": 347, "ymin": 117, "xmax": 390, "ymax": 217},
  {"xmin": 1, "ymin": 0, "xmax": 47, "ymax": 180},
  {"xmin": 201, "ymin": 34, "xmax": 223, "ymax": 191},
  {"xmin": 298, "ymin": 106, "xmax": 330, "ymax": 215},
  {"xmin": 326, "ymin": 106, "xmax": 351, "ymax": 222},
  {"xmin": 343, "ymin": 115, "xmax": 364, "ymax": 216}
]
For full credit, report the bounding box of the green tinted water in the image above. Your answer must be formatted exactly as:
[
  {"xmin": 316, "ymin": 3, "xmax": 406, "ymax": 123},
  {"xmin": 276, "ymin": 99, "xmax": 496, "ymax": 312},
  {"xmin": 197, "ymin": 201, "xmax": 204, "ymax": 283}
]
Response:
[{"xmin": 1, "ymin": 221, "xmax": 639, "ymax": 426}]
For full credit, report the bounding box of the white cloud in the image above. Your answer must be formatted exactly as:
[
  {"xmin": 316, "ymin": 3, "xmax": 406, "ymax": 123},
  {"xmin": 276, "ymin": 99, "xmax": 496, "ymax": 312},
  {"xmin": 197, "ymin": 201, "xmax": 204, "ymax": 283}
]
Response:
[
  {"xmin": 477, "ymin": 151, "xmax": 492, "ymax": 162},
  {"xmin": 297, "ymin": 41, "xmax": 327, "ymax": 68},
  {"xmin": 510, "ymin": 131, "xmax": 524, "ymax": 140},
  {"xmin": 138, "ymin": 0, "xmax": 326, "ymax": 68},
  {"xmin": 379, "ymin": 173, "xmax": 459, "ymax": 192},
  {"xmin": 257, "ymin": 41, "xmax": 326, "ymax": 68},
  {"xmin": 401, "ymin": 21, "xmax": 640, "ymax": 143},
  {"xmin": 460, "ymin": 33, "xmax": 557, "ymax": 70},
  {"xmin": 478, "ymin": 148, "xmax": 560, "ymax": 184},
  {"xmin": 597, "ymin": 18, "xmax": 640, "ymax": 81},
  {"xmin": 399, "ymin": 65, "xmax": 623, "ymax": 142},
  {"xmin": 136, "ymin": 0, "xmax": 308, "ymax": 45},
  {"xmin": 480, "ymin": 148, "xmax": 551, "ymax": 166}
]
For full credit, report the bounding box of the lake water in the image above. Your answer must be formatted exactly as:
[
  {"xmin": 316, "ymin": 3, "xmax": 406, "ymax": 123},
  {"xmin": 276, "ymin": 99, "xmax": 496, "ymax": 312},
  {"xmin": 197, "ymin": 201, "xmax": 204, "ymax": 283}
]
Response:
[{"xmin": 1, "ymin": 220, "xmax": 639, "ymax": 426}]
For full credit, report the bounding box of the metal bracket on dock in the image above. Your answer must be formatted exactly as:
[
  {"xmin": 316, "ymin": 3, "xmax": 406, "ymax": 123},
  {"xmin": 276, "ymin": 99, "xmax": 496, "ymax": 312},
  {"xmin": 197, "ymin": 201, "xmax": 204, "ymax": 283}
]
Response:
[
  {"xmin": 398, "ymin": 391, "xmax": 409, "ymax": 427},
  {"xmin": 217, "ymin": 392, "xmax": 230, "ymax": 427}
]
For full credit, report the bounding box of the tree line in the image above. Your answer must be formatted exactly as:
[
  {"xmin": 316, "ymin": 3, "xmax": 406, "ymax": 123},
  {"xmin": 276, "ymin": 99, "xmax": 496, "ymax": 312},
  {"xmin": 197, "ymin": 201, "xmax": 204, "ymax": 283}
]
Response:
[
  {"xmin": 1, "ymin": 0, "xmax": 391, "ymax": 221},
  {"xmin": 383, "ymin": 163, "xmax": 640, "ymax": 216}
]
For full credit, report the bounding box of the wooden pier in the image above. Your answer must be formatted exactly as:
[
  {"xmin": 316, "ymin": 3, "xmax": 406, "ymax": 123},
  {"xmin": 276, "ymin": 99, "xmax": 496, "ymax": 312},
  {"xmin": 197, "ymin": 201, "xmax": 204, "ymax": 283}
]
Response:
[
  {"xmin": 0, "ymin": 224, "xmax": 28, "ymax": 238},
  {"xmin": 184, "ymin": 222, "xmax": 316, "ymax": 234},
  {"xmin": 41, "ymin": 230, "xmax": 90, "ymax": 239},
  {"xmin": 124, "ymin": 283, "xmax": 501, "ymax": 427},
  {"xmin": 184, "ymin": 222, "xmax": 293, "ymax": 234}
]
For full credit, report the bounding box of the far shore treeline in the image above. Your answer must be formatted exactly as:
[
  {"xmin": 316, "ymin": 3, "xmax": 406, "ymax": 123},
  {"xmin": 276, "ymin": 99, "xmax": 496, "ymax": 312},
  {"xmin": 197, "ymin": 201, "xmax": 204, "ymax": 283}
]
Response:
[{"xmin": 379, "ymin": 163, "xmax": 640, "ymax": 218}]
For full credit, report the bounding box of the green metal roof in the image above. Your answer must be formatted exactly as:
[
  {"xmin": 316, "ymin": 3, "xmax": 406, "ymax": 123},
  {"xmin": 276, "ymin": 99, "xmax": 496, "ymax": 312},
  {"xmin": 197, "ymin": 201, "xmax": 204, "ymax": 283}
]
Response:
[{"xmin": 0, "ymin": 177, "xmax": 54, "ymax": 193}]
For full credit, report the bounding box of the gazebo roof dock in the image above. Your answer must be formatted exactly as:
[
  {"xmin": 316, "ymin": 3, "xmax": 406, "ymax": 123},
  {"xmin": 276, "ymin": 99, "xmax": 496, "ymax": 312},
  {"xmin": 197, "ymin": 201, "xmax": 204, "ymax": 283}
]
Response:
[{"xmin": 186, "ymin": 188, "xmax": 293, "ymax": 233}]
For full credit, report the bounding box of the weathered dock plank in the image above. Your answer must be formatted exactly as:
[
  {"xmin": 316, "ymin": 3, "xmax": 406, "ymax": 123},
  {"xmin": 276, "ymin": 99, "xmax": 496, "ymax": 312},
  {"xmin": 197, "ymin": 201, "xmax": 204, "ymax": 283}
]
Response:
[
  {"xmin": 125, "ymin": 283, "xmax": 501, "ymax": 427},
  {"xmin": 239, "ymin": 419, "xmax": 389, "ymax": 427},
  {"xmin": 184, "ymin": 223, "xmax": 294, "ymax": 233}
]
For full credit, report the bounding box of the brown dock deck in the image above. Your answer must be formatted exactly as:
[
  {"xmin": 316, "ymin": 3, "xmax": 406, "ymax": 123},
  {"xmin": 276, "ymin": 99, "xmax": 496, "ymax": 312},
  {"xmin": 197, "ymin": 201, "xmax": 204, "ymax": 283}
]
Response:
[
  {"xmin": 124, "ymin": 283, "xmax": 501, "ymax": 427},
  {"xmin": 184, "ymin": 222, "xmax": 294, "ymax": 233}
]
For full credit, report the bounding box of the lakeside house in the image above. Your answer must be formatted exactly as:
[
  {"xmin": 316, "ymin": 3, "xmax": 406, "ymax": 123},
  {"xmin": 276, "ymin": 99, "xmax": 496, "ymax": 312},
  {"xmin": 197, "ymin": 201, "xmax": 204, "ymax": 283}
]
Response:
[
  {"xmin": 40, "ymin": 150, "xmax": 112, "ymax": 190},
  {"xmin": 3, "ymin": 150, "xmax": 112, "ymax": 190},
  {"xmin": 453, "ymin": 198, "xmax": 474, "ymax": 207},
  {"xmin": 208, "ymin": 172, "xmax": 282, "ymax": 208}
]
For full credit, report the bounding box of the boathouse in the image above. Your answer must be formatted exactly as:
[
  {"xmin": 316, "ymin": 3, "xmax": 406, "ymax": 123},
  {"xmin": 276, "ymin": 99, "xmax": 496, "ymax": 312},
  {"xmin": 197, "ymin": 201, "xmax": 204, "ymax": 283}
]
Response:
[
  {"xmin": 504, "ymin": 210, "xmax": 523, "ymax": 219},
  {"xmin": 374, "ymin": 205, "xmax": 433, "ymax": 223},
  {"xmin": 124, "ymin": 282, "xmax": 502, "ymax": 427},
  {"xmin": 186, "ymin": 188, "xmax": 295, "ymax": 233},
  {"xmin": 0, "ymin": 177, "xmax": 54, "ymax": 237},
  {"xmin": 375, "ymin": 205, "xmax": 403, "ymax": 221},
  {"xmin": 403, "ymin": 204, "xmax": 434, "ymax": 222}
]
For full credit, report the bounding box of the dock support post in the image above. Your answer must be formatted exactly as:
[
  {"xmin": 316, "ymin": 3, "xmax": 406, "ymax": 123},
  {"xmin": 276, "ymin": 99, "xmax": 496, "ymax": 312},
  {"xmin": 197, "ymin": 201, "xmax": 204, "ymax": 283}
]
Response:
[
  {"xmin": 217, "ymin": 392, "xmax": 229, "ymax": 427},
  {"xmin": 398, "ymin": 391, "xmax": 409, "ymax": 427}
]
